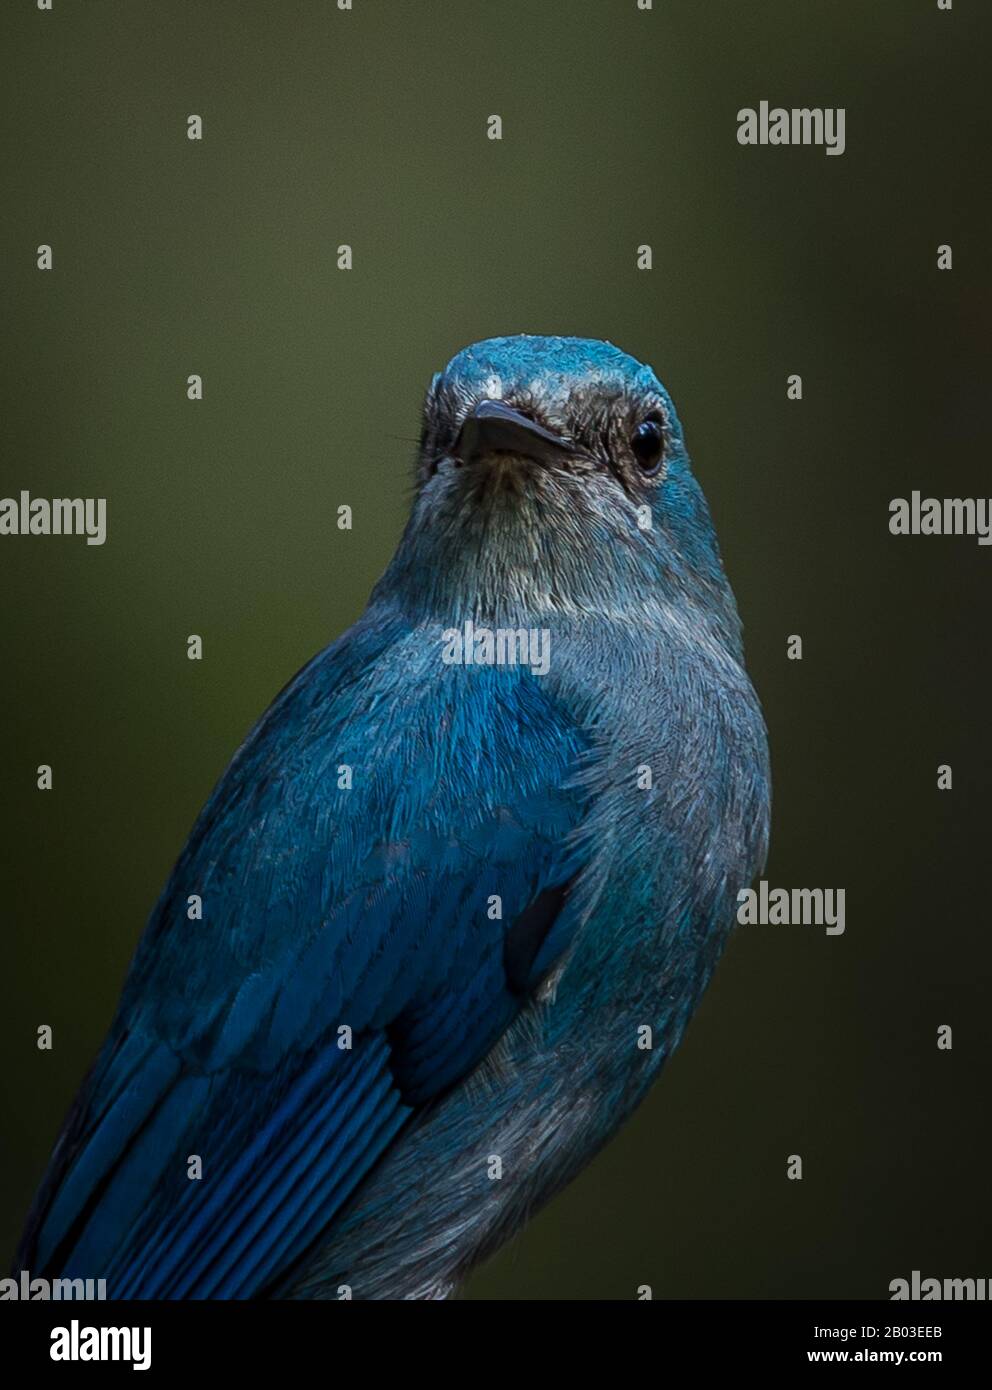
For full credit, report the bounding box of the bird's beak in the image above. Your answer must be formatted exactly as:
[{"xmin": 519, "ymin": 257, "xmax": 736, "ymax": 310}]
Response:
[{"xmin": 454, "ymin": 400, "xmax": 574, "ymax": 467}]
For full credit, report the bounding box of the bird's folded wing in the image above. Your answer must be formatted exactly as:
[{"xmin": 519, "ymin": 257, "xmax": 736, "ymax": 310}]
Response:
[{"xmin": 18, "ymin": 615, "xmax": 590, "ymax": 1298}]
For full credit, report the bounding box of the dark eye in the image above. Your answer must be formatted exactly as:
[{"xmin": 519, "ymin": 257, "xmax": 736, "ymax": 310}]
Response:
[{"xmin": 630, "ymin": 417, "xmax": 665, "ymax": 475}]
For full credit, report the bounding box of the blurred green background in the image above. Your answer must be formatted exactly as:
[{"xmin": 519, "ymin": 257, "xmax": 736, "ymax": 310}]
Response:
[{"xmin": 2, "ymin": 0, "xmax": 990, "ymax": 1299}]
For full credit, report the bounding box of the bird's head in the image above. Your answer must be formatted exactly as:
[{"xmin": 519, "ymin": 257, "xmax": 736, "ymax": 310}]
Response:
[{"xmin": 376, "ymin": 335, "xmax": 742, "ymax": 649}]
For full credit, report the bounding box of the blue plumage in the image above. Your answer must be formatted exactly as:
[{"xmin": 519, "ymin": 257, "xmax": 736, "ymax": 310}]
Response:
[{"xmin": 17, "ymin": 336, "xmax": 770, "ymax": 1298}]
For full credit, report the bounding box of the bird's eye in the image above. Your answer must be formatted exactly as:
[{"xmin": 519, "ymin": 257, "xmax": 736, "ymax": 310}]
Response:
[{"xmin": 630, "ymin": 417, "xmax": 665, "ymax": 475}]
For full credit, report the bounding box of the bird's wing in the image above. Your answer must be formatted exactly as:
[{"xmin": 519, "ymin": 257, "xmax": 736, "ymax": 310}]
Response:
[{"xmin": 18, "ymin": 613, "xmax": 591, "ymax": 1298}]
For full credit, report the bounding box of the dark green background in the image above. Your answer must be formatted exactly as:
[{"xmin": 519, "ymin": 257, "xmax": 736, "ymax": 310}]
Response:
[{"xmin": 2, "ymin": 0, "xmax": 989, "ymax": 1299}]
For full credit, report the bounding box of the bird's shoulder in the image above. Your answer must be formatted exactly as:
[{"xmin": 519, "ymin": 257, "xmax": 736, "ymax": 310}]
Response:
[{"xmin": 121, "ymin": 605, "xmax": 592, "ymax": 1067}]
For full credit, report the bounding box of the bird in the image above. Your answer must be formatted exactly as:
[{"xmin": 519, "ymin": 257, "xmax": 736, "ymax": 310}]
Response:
[{"xmin": 16, "ymin": 334, "xmax": 770, "ymax": 1300}]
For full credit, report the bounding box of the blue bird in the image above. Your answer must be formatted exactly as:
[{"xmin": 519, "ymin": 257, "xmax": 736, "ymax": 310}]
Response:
[{"xmin": 17, "ymin": 335, "xmax": 770, "ymax": 1299}]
